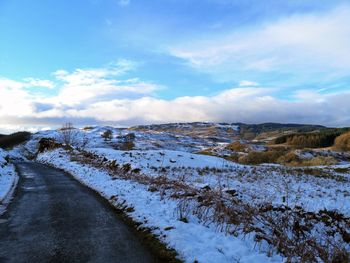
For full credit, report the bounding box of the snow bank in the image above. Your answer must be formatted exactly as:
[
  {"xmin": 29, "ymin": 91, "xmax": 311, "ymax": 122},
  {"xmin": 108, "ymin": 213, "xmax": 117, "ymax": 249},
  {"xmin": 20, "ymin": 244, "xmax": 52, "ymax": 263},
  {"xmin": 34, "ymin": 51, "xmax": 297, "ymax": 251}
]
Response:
[{"xmin": 0, "ymin": 149, "xmax": 18, "ymax": 214}]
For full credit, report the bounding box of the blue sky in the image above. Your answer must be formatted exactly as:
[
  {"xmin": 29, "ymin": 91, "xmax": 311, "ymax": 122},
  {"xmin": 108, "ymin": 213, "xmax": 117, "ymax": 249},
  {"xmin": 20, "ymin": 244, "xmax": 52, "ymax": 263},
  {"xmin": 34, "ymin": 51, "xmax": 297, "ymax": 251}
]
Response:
[{"xmin": 1, "ymin": 0, "xmax": 350, "ymax": 132}]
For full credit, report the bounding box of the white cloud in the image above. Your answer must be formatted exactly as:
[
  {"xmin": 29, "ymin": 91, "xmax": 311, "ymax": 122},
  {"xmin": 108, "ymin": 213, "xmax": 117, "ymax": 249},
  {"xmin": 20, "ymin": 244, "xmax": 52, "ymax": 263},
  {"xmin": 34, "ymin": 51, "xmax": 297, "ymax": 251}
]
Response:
[
  {"xmin": 52, "ymin": 87, "xmax": 350, "ymax": 127},
  {"xmin": 23, "ymin": 78, "xmax": 55, "ymax": 89},
  {"xmin": 50, "ymin": 62, "xmax": 158, "ymax": 106},
  {"xmin": 0, "ymin": 61, "xmax": 160, "ymax": 129},
  {"xmin": 117, "ymin": 0, "xmax": 130, "ymax": 6},
  {"xmin": 169, "ymin": 4, "xmax": 350, "ymax": 83},
  {"xmin": 293, "ymin": 90, "xmax": 324, "ymax": 102},
  {"xmin": 1, "ymin": 62, "xmax": 350, "ymax": 133},
  {"xmin": 0, "ymin": 78, "xmax": 26, "ymax": 90},
  {"xmin": 239, "ymin": 80, "xmax": 259, "ymax": 87},
  {"xmin": 0, "ymin": 78, "xmax": 36, "ymax": 117}
]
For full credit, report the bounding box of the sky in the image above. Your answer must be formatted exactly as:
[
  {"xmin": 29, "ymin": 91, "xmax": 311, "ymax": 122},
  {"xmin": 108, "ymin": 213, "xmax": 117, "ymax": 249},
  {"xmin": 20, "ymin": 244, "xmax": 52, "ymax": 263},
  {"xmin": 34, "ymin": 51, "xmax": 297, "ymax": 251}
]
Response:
[{"xmin": 1, "ymin": 0, "xmax": 350, "ymax": 133}]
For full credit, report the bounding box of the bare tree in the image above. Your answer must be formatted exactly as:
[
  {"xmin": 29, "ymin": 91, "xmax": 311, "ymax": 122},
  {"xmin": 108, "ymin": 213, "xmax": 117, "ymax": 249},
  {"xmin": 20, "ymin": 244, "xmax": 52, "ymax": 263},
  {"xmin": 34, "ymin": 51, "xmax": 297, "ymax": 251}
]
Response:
[
  {"xmin": 59, "ymin": 122, "xmax": 78, "ymax": 145},
  {"xmin": 102, "ymin": 129, "xmax": 113, "ymax": 141}
]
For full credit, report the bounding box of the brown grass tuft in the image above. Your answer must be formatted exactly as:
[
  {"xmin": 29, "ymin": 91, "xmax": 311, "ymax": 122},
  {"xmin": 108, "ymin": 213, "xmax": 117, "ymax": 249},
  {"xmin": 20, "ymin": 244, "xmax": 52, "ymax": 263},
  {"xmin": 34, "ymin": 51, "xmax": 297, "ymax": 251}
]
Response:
[
  {"xmin": 238, "ymin": 150, "xmax": 286, "ymax": 165},
  {"xmin": 226, "ymin": 141, "xmax": 247, "ymax": 152}
]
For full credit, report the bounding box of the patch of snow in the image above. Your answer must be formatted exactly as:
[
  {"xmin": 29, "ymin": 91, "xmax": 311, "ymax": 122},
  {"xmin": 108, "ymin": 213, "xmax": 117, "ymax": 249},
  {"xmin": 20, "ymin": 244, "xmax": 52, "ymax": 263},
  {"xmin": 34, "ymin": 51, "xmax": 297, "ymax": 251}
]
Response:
[{"xmin": 0, "ymin": 149, "xmax": 19, "ymax": 214}]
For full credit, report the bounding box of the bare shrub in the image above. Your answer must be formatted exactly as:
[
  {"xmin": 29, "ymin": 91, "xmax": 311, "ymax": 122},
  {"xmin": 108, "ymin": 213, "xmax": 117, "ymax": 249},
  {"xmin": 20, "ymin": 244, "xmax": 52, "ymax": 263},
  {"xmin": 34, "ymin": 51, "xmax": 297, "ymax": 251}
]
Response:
[
  {"xmin": 102, "ymin": 129, "xmax": 113, "ymax": 141},
  {"xmin": 117, "ymin": 132, "xmax": 136, "ymax": 150},
  {"xmin": 59, "ymin": 123, "xmax": 78, "ymax": 145},
  {"xmin": 277, "ymin": 151, "xmax": 301, "ymax": 165},
  {"xmin": 58, "ymin": 123, "xmax": 89, "ymax": 149},
  {"xmin": 226, "ymin": 141, "xmax": 247, "ymax": 152},
  {"xmin": 120, "ymin": 141, "xmax": 135, "ymax": 151},
  {"xmin": 300, "ymin": 156, "xmax": 338, "ymax": 166},
  {"xmin": 278, "ymin": 153, "xmax": 338, "ymax": 166},
  {"xmin": 224, "ymin": 154, "xmax": 239, "ymax": 162},
  {"xmin": 238, "ymin": 150, "xmax": 286, "ymax": 165}
]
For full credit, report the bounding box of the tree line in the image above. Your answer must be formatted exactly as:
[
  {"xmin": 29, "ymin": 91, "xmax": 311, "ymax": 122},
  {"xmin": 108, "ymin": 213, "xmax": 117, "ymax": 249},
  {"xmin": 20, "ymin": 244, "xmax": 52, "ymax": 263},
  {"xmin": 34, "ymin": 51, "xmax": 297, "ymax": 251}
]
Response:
[{"xmin": 273, "ymin": 128, "xmax": 350, "ymax": 148}]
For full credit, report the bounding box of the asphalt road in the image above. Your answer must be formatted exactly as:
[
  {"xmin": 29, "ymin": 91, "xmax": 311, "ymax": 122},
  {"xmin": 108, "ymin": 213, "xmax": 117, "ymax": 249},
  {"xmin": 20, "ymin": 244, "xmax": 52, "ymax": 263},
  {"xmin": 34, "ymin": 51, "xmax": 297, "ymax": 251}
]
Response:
[{"xmin": 0, "ymin": 162, "xmax": 155, "ymax": 263}]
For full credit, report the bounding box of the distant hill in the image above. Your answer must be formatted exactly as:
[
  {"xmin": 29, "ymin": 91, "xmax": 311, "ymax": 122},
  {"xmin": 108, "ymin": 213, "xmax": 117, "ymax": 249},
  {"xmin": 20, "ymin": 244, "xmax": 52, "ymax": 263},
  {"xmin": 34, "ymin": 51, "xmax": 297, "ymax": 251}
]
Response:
[
  {"xmin": 0, "ymin": 132, "xmax": 31, "ymax": 149},
  {"xmin": 130, "ymin": 122, "xmax": 327, "ymax": 141},
  {"xmin": 130, "ymin": 122, "xmax": 239, "ymax": 142},
  {"xmin": 235, "ymin": 123, "xmax": 326, "ymax": 140}
]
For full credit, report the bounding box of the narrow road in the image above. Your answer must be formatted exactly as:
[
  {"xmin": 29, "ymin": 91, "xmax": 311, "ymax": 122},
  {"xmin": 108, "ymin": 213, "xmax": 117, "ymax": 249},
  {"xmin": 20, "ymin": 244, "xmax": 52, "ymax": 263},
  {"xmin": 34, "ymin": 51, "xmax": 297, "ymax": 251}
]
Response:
[{"xmin": 0, "ymin": 162, "xmax": 155, "ymax": 263}]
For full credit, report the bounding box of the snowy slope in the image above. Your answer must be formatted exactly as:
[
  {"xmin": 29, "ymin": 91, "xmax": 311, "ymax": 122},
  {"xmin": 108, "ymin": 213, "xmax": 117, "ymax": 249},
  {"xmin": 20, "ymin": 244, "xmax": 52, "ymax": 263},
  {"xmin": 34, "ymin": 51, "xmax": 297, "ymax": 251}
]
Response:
[
  {"xmin": 88, "ymin": 148, "xmax": 238, "ymax": 171},
  {"xmin": 86, "ymin": 147, "xmax": 350, "ymax": 216},
  {"xmin": 0, "ymin": 149, "xmax": 18, "ymax": 214}
]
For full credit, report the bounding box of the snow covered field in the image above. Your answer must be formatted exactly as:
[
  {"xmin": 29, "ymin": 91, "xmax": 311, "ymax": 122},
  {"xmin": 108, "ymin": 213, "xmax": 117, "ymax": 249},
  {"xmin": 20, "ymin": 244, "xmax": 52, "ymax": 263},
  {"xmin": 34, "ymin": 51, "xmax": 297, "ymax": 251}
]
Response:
[
  {"xmin": 22, "ymin": 127, "xmax": 350, "ymax": 262},
  {"xmin": 87, "ymin": 147, "xmax": 350, "ymax": 216},
  {"xmin": 0, "ymin": 149, "xmax": 18, "ymax": 214},
  {"xmin": 37, "ymin": 148, "xmax": 281, "ymax": 263}
]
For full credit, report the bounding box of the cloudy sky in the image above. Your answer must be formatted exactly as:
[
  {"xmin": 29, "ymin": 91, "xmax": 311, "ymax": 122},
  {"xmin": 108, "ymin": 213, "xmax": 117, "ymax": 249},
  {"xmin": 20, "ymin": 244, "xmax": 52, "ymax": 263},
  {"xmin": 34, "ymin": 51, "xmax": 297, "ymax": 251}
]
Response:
[{"xmin": 1, "ymin": 0, "xmax": 350, "ymax": 133}]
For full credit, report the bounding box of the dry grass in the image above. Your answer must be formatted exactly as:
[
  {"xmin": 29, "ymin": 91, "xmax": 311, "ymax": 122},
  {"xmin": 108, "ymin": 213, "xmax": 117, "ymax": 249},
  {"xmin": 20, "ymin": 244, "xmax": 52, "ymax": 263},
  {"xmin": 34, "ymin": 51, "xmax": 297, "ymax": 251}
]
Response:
[
  {"xmin": 119, "ymin": 141, "xmax": 135, "ymax": 151},
  {"xmin": 276, "ymin": 151, "xmax": 301, "ymax": 165},
  {"xmin": 223, "ymin": 154, "xmax": 239, "ymax": 162},
  {"xmin": 225, "ymin": 141, "xmax": 247, "ymax": 152},
  {"xmin": 334, "ymin": 132, "xmax": 350, "ymax": 151},
  {"xmin": 238, "ymin": 149, "xmax": 286, "ymax": 165},
  {"xmin": 82, "ymin": 126, "xmax": 94, "ymax": 130},
  {"xmin": 196, "ymin": 149, "xmax": 217, "ymax": 157},
  {"xmin": 237, "ymin": 149, "xmax": 338, "ymax": 167},
  {"xmin": 334, "ymin": 167, "xmax": 350, "ymax": 174},
  {"xmin": 298, "ymin": 156, "xmax": 338, "ymax": 166},
  {"xmin": 279, "ymin": 154, "xmax": 338, "ymax": 167}
]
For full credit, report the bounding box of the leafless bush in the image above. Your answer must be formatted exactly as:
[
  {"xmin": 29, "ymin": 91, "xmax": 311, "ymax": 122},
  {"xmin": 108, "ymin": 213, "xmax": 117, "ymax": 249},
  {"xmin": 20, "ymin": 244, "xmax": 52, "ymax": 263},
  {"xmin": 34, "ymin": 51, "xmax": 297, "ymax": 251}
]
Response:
[
  {"xmin": 59, "ymin": 123, "xmax": 78, "ymax": 145},
  {"xmin": 58, "ymin": 123, "xmax": 89, "ymax": 149}
]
